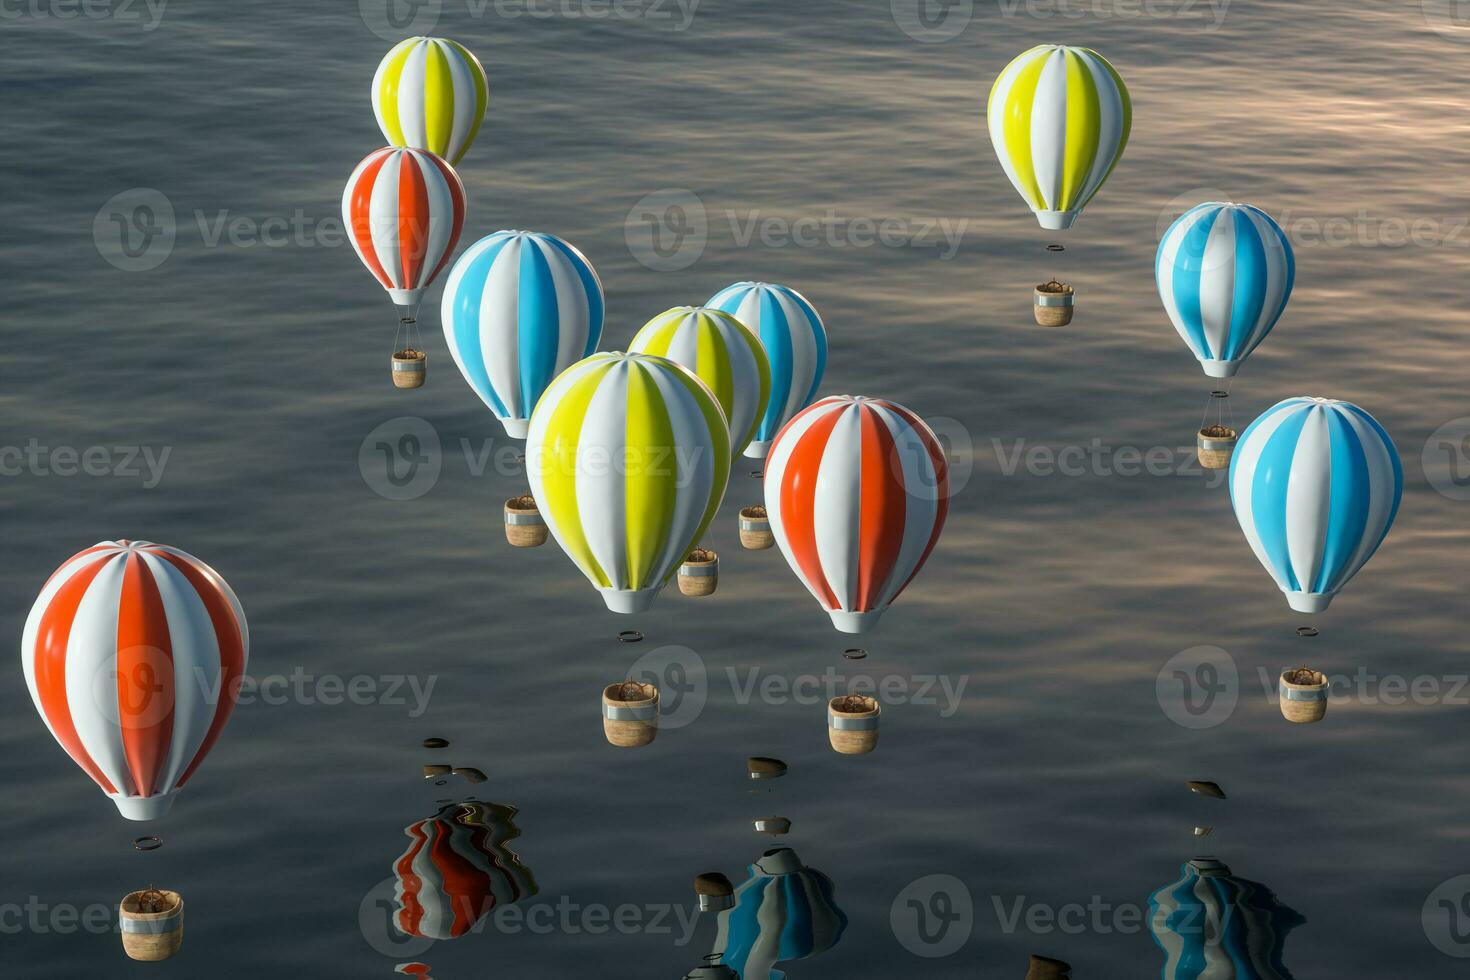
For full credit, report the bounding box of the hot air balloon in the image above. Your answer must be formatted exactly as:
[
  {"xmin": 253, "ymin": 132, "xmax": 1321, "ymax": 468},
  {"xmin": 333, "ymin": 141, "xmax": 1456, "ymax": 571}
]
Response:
[
  {"xmin": 1148, "ymin": 857, "xmax": 1304, "ymax": 980},
  {"xmin": 1230, "ymin": 397, "xmax": 1402, "ymax": 613},
  {"xmin": 988, "ymin": 45, "xmax": 1131, "ymax": 230},
  {"xmin": 393, "ymin": 801, "xmax": 537, "ymax": 940},
  {"xmin": 705, "ymin": 282, "xmax": 826, "ymax": 459},
  {"xmin": 764, "ymin": 396, "xmax": 948, "ymax": 633},
  {"xmin": 373, "ymin": 37, "xmax": 489, "ymax": 166},
  {"xmin": 1157, "ymin": 203, "xmax": 1295, "ymax": 380},
  {"xmin": 342, "ymin": 146, "xmax": 467, "ymax": 386},
  {"xmin": 712, "ymin": 847, "xmax": 847, "ymax": 980},
  {"xmin": 21, "ymin": 541, "xmax": 248, "ymax": 820},
  {"xmin": 440, "ymin": 230, "xmax": 605, "ymax": 439},
  {"xmin": 526, "ymin": 352, "xmax": 731, "ymax": 613},
  {"xmin": 630, "ymin": 307, "xmax": 772, "ymax": 461}
]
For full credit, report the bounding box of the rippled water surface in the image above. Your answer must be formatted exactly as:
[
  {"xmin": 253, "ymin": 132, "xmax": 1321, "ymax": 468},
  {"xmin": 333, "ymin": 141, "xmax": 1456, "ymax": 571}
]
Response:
[{"xmin": 4, "ymin": 1, "xmax": 1470, "ymax": 977}]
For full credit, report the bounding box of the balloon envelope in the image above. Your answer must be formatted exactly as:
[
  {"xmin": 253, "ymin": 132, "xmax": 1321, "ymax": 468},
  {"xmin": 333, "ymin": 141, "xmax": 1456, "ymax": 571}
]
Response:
[
  {"xmin": 1230, "ymin": 397, "xmax": 1402, "ymax": 613},
  {"xmin": 988, "ymin": 44, "xmax": 1131, "ymax": 230},
  {"xmin": 527, "ymin": 352, "xmax": 731, "ymax": 613},
  {"xmin": 629, "ymin": 307, "xmax": 771, "ymax": 461},
  {"xmin": 21, "ymin": 541, "xmax": 248, "ymax": 820},
  {"xmin": 1148, "ymin": 858, "xmax": 1304, "ymax": 980},
  {"xmin": 393, "ymin": 801, "xmax": 536, "ymax": 940},
  {"xmin": 342, "ymin": 146, "xmax": 466, "ymax": 309},
  {"xmin": 373, "ymin": 36, "xmax": 488, "ymax": 166},
  {"xmin": 764, "ymin": 395, "xmax": 948, "ymax": 633},
  {"xmin": 713, "ymin": 847, "xmax": 847, "ymax": 980},
  {"xmin": 1157, "ymin": 202, "xmax": 1295, "ymax": 378},
  {"xmin": 441, "ymin": 230, "xmax": 605, "ymax": 439},
  {"xmin": 705, "ymin": 282, "xmax": 826, "ymax": 458}
]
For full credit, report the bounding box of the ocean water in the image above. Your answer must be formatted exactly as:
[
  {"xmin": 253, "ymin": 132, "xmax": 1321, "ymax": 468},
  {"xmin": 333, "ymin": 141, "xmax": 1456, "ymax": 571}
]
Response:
[{"xmin": 3, "ymin": 1, "xmax": 1469, "ymax": 976}]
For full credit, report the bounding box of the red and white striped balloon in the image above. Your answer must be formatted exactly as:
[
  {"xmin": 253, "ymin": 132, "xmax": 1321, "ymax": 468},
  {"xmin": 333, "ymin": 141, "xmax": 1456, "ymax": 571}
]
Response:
[
  {"xmin": 342, "ymin": 146, "xmax": 466, "ymax": 310},
  {"xmin": 764, "ymin": 396, "xmax": 949, "ymax": 633},
  {"xmin": 21, "ymin": 541, "xmax": 248, "ymax": 821}
]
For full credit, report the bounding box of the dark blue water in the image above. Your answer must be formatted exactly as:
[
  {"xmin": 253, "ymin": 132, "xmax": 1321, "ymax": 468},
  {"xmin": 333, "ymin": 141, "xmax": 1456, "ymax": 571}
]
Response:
[{"xmin": 4, "ymin": 1, "xmax": 1470, "ymax": 976}]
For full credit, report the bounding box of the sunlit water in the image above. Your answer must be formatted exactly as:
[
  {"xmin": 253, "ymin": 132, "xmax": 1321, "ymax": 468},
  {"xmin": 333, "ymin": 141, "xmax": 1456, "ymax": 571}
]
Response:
[{"xmin": 3, "ymin": 1, "xmax": 1470, "ymax": 976}]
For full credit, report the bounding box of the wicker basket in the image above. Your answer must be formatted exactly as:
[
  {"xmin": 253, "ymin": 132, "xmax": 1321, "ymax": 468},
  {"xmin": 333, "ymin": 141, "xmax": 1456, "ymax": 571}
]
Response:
[
  {"xmin": 504, "ymin": 495, "xmax": 548, "ymax": 548},
  {"xmin": 738, "ymin": 506, "xmax": 774, "ymax": 550},
  {"xmin": 1033, "ymin": 281, "xmax": 1074, "ymax": 327},
  {"xmin": 120, "ymin": 890, "xmax": 183, "ymax": 961},
  {"xmin": 679, "ymin": 549, "xmax": 718, "ymax": 596},
  {"xmin": 1197, "ymin": 426, "xmax": 1238, "ymax": 470},
  {"xmin": 392, "ymin": 348, "xmax": 426, "ymax": 389},
  {"xmin": 827, "ymin": 695, "xmax": 880, "ymax": 755},
  {"xmin": 1279, "ymin": 668, "xmax": 1329, "ymax": 724},
  {"xmin": 603, "ymin": 681, "xmax": 659, "ymax": 747},
  {"xmin": 695, "ymin": 872, "xmax": 734, "ymax": 912}
]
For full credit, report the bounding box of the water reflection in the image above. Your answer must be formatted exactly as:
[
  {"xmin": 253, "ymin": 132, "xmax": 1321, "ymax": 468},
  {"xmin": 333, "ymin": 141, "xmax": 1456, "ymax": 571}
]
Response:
[
  {"xmin": 711, "ymin": 847, "xmax": 846, "ymax": 980},
  {"xmin": 391, "ymin": 801, "xmax": 537, "ymax": 941},
  {"xmin": 1148, "ymin": 857, "xmax": 1304, "ymax": 980}
]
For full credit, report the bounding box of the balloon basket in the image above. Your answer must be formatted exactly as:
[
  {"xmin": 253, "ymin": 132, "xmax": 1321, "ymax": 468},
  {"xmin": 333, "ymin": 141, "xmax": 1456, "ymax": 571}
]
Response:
[
  {"xmin": 695, "ymin": 873, "xmax": 735, "ymax": 912},
  {"xmin": 739, "ymin": 506, "xmax": 774, "ymax": 550},
  {"xmin": 1279, "ymin": 668, "xmax": 1328, "ymax": 724},
  {"xmin": 120, "ymin": 889, "xmax": 183, "ymax": 961},
  {"xmin": 603, "ymin": 681, "xmax": 659, "ymax": 748},
  {"xmin": 1197, "ymin": 425, "xmax": 1237, "ymax": 470},
  {"xmin": 678, "ymin": 549, "xmax": 718, "ymax": 596},
  {"xmin": 1033, "ymin": 280, "xmax": 1074, "ymax": 327},
  {"xmin": 391, "ymin": 348, "xmax": 426, "ymax": 389},
  {"xmin": 1026, "ymin": 954, "xmax": 1073, "ymax": 979},
  {"xmin": 504, "ymin": 495, "xmax": 548, "ymax": 548},
  {"xmin": 827, "ymin": 695, "xmax": 880, "ymax": 755}
]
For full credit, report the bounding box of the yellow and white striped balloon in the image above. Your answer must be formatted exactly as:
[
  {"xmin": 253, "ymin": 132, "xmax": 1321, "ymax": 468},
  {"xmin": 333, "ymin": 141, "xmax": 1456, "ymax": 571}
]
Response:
[
  {"xmin": 629, "ymin": 307, "xmax": 771, "ymax": 461},
  {"xmin": 988, "ymin": 44, "xmax": 1131, "ymax": 230},
  {"xmin": 372, "ymin": 37, "xmax": 489, "ymax": 166},
  {"xmin": 526, "ymin": 353, "xmax": 731, "ymax": 614}
]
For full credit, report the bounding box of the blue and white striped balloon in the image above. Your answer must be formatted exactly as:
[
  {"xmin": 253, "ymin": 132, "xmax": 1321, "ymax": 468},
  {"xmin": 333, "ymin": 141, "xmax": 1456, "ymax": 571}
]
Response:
[
  {"xmin": 441, "ymin": 230, "xmax": 604, "ymax": 439},
  {"xmin": 1157, "ymin": 203, "xmax": 1294, "ymax": 379},
  {"xmin": 1230, "ymin": 397, "xmax": 1402, "ymax": 614},
  {"xmin": 705, "ymin": 282, "xmax": 827, "ymax": 459}
]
